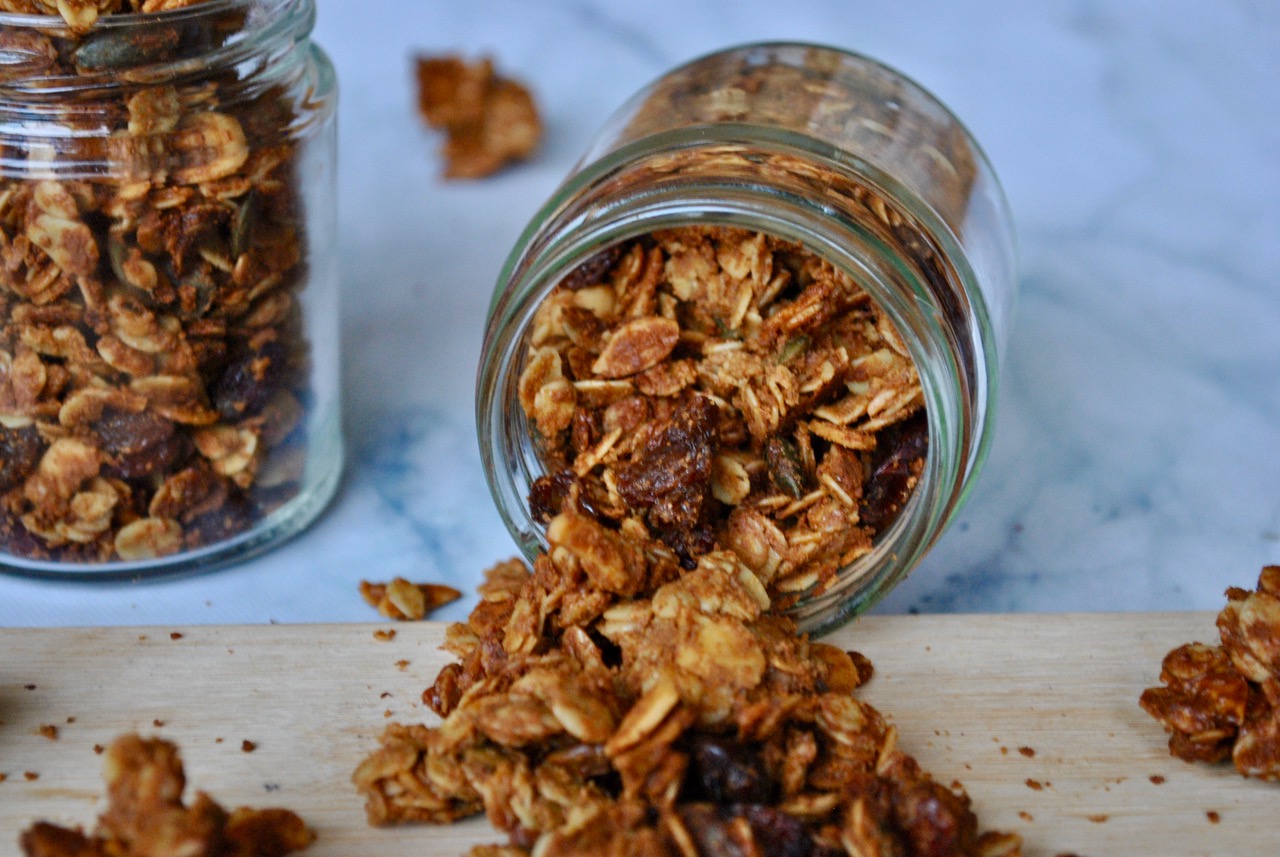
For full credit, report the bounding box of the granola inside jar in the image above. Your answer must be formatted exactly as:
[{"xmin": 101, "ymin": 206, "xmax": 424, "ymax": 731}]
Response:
[
  {"xmin": 0, "ymin": 0, "xmax": 341, "ymax": 576},
  {"xmin": 478, "ymin": 43, "xmax": 1015, "ymax": 634}
]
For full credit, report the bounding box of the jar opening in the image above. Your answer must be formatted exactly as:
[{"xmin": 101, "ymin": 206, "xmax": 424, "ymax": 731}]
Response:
[{"xmin": 480, "ymin": 183, "xmax": 973, "ymax": 633}]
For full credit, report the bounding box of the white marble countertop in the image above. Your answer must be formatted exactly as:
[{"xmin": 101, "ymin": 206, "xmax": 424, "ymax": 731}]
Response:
[{"xmin": 2, "ymin": 1, "xmax": 1277, "ymax": 627}]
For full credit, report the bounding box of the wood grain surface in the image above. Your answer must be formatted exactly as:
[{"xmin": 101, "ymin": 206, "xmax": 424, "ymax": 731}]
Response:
[{"xmin": 1, "ymin": 613, "xmax": 1273, "ymax": 856}]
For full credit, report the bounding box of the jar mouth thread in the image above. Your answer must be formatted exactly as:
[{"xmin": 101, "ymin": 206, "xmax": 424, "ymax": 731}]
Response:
[{"xmin": 479, "ymin": 132, "xmax": 993, "ymax": 634}]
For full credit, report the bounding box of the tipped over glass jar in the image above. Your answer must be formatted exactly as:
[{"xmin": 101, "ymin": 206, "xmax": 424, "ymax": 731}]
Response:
[
  {"xmin": 477, "ymin": 43, "xmax": 1015, "ymax": 634},
  {"xmin": 0, "ymin": 0, "xmax": 341, "ymax": 578}
]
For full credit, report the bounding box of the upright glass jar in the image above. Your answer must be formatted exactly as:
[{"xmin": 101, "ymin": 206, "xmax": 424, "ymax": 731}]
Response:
[
  {"xmin": 0, "ymin": 0, "xmax": 341, "ymax": 578},
  {"xmin": 478, "ymin": 42, "xmax": 1015, "ymax": 634}
]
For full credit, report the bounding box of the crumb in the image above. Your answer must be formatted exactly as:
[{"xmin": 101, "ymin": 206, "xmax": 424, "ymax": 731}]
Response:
[
  {"xmin": 24, "ymin": 771, "xmax": 38, "ymax": 781},
  {"xmin": 153, "ymin": 719, "xmax": 165, "ymax": 727},
  {"xmin": 373, "ymin": 629, "xmax": 396, "ymax": 642},
  {"xmin": 241, "ymin": 740, "xmax": 257, "ymax": 753},
  {"xmin": 93, "ymin": 744, "xmax": 104, "ymax": 755},
  {"xmin": 65, "ymin": 716, "xmax": 76, "ymax": 724},
  {"xmin": 169, "ymin": 632, "xmax": 184, "ymax": 640},
  {"xmin": 1149, "ymin": 774, "xmax": 1165, "ymax": 784},
  {"xmin": 395, "ymin": 659, "xmax": 410, "ymax": 670},
  {"xmin": 1086, "ymin": 814, "xmax": 1108, "ymax": 823},
  {"xmin": 1206, "ymin": 810, "xmax": 1220, "ymax": 824},
  {"xmin": 24, "ymin": 683, "xmax": 36, "ymax": 690},
  {"xmin": 380, "ymin": 692, "xmax": 392, "ymax": 699},
  {"xmin": 383, "ymin": 709, "xmax": 393, "ymax": 718},
  {"xmin": 138, "ymin": 634, "xmax": 148, "ymax": 641},
  {"xmin": 1000, "ymin": 746, "xmax": 1009, "ymax": 755},
  {"xmin": 0, "ymin": 772, "xmax": 7, "ymax": 782},
  {"xmin": 38, "ymin": 724, "xmax": 58, "ymax": 740},
  {"xmin": 215, "ymin": 737, "xmax": 224, "ymax": 744},
  {"xmin": 1025, "ymin": 779, "xmax": 1043, "ymax": 791},
  {"xmin": 1018, "ymin": 746, "xmax": 1035, "ymax": 758},
  {"xmin": 1018, "ymin": 811, "xmax": 1033, "ymax": 822}
]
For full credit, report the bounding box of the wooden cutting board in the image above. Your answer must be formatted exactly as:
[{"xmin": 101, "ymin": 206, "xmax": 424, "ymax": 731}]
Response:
[{"xmin": 1, "ymin": 613, "xmax": 1274, "ymax": 857}]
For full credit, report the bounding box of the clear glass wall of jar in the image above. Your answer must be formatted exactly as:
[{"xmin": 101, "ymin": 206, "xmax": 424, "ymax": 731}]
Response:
[
  {"xmin": 0, "ymin": 0, "xmax": 341, "ymax": 577},
  {"xmin": 477, "ymin": 43, "xmax": 1016, "ymax": 634}
]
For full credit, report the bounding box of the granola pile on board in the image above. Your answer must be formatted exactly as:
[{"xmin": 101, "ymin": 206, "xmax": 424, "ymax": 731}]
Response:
[{"xmin": 354, "ymin": 507, "xmax": 1021, "ymax": 856}]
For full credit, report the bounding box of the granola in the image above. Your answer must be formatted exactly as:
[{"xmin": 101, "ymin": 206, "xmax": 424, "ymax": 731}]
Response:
[
  {"xmin": 0, "ymin": 4, "xmax": 318, "ymax": 564},
  {"xmin": 361, "ymin": 577, "xmax": 463, "ymax": 621},
  {"xmin": 18, "ymin": 733, "xmax": 315, "ymax": 856},
  {"xmin": 353, "ymin": 512, "xmax": 1020, "ymax": 857},
  {"xmin": 520, "ymin": 226, "xmax": 926, "ymax": 607},
  {"xmin": 1141, "ymin": 566, "xmax": 1280, "ymax": 781},
  {"xmin": 414, "ymin": 55, "xmax": 541, "ymax": 179}
]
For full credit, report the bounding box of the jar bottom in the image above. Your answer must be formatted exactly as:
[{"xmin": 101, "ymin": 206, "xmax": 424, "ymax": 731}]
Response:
[{"xmin": 0, "ymin": 409, "xmax": 343, "ymax": 582}]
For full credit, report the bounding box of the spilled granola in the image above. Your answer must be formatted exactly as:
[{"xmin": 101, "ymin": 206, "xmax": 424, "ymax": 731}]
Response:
[
  {"xmin": 520, "ymin": 226, "xmax": 926, "ymax": 607},
  {"xmin": 19, "ymin": 733, "xmax": 315, "ymax": 856},
  {"xmin": 361, "ymin": 577, "xmax": 462, "ymax": 621},
  {"xmin": 0, "ymin": 4, "xmax": 317, "ymax": 563},
  {"xmin": 414, "ymin": 55, "xmax": 542, "ymax": 179},
  {"xmin": 1140, "ymin": 566, "xmax": 1280, "ymax": 781},
  {"xmin": 353, "ymin": 510, "xmax": 1020, "ymax": 857}
]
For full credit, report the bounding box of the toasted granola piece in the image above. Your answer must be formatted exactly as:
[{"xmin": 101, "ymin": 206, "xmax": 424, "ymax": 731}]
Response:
[
  {"xmin": 414, "ymin": 55, "xmax": 541, "ymax": 179},
  {"xmin": 19, "ymin": 734, "xmax": 314, "ymax": 857},
  {"xmin": 360, "ymin": 577, "xmax": 462, "ymax": 620},
  {"xmin": 1141, "ymin": 566, "xmax": 1280, "ymax": 780}
]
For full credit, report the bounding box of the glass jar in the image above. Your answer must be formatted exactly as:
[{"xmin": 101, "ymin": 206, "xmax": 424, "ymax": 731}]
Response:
[
  {"xmin": 477, "ymin": 42, "xmax": 1015, "ymax": 634},
  {"xmin": 0, "ymin": 0, "xmax": 341, "ymax": 578}
]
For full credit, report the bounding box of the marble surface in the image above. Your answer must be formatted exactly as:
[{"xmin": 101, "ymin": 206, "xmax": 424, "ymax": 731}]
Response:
[{"xmin": 2, "ymin": 1, "xmax": 1277, "ymax": 627}]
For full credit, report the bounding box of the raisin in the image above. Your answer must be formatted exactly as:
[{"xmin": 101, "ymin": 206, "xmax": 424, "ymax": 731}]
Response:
[
  {"xmin": 859, "ymin": 410, "xmax": 927, "ymax": 530},
  {"xmin": 891, "ymin": 779, "xmax": 978, "ymax": 857},
  {"xmin": 0, "ymin": 425, "xmax": 42, "ymax": 492},
  {"xmin": 94, "ymin": 410, "xmax": 188, "ymax": 481},
  {"xmin": 616, "ymin": 395, "xmax": 716, "ymax": 505},
  {"xmin": 615, "ymin": 394, "xmax": 717, "ymax": 564},
  {"xmin": 528, "ymin": 470, "xmax": 577, "ymax": 524},
  {"xmin": 682, "ymin": 734, "xmax": 774, "ymax": 805},
  {"xmin": 424, "ymin": 662, "xmax": 463, "ymax": 717},
  {"xmin": 732, "ymin": 804, "xmax": 812, "ymax": 857},
  {"xmin": 558, "ymin": 243, "xmax": 627, "ymax": 291},
  {"xmin": 213, "ymin": 339, "xmax": 288, "ymax": 421}
]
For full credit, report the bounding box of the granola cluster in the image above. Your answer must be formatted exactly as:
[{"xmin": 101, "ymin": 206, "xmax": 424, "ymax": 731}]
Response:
[
  {"xmin": 0, "ymin": 6, "xmax": 315, "ymax": 563},
  {"xmin": 414, "ymin": 55, "xmax": 542, "ymax": 180},
  {"xmin": 360, "ymin": 577, "xmax": 462, "ymax": 621},
  {"xmin": 1141, "ymin": 566, "xmax": 1280, "ymax": 780},
  {"xmin": 519, "ymin": 226, "xmax": 926, "ymax": 607},
  {"xmin": 353, "ymin": 510, "xmax": 1020, "ymax": 857},
  {"xmin": 19, "ymin": 733, "xmax": 315, "ymax": 856}
]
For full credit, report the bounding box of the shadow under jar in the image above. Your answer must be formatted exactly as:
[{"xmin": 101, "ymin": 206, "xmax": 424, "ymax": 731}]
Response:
[
  {"xmin": 477, "ymin": 43, "xmax": 1016, "ymax": 635},
  {"xmin": 0, "ymin": 0, "xmax": 341, "ymax": 578}
]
